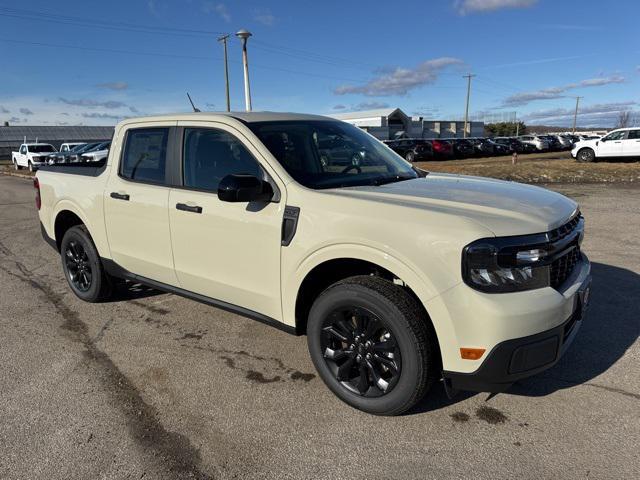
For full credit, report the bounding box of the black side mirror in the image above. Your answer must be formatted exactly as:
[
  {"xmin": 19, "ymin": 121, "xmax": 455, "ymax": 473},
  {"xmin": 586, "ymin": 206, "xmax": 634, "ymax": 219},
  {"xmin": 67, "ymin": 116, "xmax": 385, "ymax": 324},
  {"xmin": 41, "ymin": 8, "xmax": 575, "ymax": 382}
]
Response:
[{"xmin": 218, "ymin": 174, "xmax": 273, "ymax": 203}]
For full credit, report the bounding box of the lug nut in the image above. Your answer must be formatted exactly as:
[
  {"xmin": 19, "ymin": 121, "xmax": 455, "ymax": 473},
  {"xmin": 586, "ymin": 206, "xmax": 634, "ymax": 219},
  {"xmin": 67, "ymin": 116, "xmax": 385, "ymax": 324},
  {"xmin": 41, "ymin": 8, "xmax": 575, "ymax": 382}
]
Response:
[
  {"xmin": 366, "ymin": 353, "xmax": 372, "ymax": 360},
  {"xmin": 356, "ymin": 354, "xmax": 362, "ymax": 362}
]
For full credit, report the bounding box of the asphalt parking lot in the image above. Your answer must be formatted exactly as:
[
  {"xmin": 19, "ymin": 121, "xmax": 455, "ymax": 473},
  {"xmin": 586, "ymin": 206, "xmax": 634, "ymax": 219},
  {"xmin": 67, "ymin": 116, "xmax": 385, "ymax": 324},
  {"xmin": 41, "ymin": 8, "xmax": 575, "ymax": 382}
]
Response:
[{"xmin": 0, "ymin": 174, "xmax": 638, "ymax": 479}]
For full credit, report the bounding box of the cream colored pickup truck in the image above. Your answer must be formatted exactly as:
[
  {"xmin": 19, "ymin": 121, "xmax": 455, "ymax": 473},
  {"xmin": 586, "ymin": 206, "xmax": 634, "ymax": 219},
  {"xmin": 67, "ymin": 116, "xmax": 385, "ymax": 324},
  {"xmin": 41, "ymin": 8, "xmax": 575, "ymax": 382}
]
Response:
[{"xmin": 35, "ymin": 112, "xmax": 592, "ymax": 415}]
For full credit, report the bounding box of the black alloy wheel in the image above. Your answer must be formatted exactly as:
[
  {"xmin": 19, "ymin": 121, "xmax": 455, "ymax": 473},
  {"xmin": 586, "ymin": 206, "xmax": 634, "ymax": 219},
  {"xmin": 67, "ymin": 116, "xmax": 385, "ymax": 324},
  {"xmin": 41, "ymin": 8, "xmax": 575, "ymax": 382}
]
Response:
[
  {"xmin": 65, "ymin": 240, "xmax": 92, "ymax": 292},
  {"xmin": 405, "ymin": 151, "xmax": 415, "ymax": 162},
  {"xmin": 321, "ymin": 307, "xmax": 401, "ymax": 397},
  {"xmin": 578, "ymin": 148, "xmax": 595, "ymax": 163}
]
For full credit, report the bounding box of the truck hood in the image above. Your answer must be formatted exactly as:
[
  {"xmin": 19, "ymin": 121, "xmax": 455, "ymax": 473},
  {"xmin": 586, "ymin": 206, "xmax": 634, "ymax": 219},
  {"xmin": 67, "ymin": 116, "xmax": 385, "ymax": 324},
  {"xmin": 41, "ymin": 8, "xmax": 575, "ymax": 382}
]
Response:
[{"xmin": 332, "ymin": 173, "xmax": 578, "ymax": 237}]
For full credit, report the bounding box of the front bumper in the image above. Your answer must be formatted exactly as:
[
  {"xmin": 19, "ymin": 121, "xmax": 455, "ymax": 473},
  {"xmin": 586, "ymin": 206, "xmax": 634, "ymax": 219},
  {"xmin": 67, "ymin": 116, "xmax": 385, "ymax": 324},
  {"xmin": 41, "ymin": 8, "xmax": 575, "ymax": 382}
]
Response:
[{"xmin": 442, "ymin": 274, "xmax": 592, "ymax": 393}]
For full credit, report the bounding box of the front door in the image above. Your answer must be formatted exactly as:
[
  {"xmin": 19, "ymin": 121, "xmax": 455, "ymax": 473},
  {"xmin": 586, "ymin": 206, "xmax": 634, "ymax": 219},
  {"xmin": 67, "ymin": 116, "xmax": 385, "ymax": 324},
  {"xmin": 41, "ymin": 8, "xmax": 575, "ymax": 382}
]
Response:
[
  {"xmin": 104, "ymin": 124, "xmax": 178, "ymax": 285},
  {"xmin": 168, "ymin": 123, "xmax": 284, "ymax": 320},
  {"xmin": 597, "ymin": 130, "xmax": 626, "ymax": 157}
]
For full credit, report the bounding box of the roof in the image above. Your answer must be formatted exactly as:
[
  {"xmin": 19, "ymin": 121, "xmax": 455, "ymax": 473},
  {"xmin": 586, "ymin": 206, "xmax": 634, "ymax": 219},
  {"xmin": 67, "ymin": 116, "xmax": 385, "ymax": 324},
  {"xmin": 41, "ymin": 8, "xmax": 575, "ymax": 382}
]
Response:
[
  {"xmin": 0, "ymin": 125, "xmax": 114, "ymax": 142},
  {"xmin": 329, "ymin": 108, "xmax": 406, "ymax": 120},
  {"xmin": 118, "ymin": 111, "xmax": 334, "ymax": 127}
]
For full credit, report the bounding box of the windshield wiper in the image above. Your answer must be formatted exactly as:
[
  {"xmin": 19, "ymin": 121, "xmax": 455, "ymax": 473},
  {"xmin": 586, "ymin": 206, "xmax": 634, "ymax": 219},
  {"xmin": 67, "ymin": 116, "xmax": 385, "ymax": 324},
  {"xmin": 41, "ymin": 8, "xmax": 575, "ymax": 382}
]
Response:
[{"xmin": 370, "ymin": 174, "xmax": 416, "ymax": 186}]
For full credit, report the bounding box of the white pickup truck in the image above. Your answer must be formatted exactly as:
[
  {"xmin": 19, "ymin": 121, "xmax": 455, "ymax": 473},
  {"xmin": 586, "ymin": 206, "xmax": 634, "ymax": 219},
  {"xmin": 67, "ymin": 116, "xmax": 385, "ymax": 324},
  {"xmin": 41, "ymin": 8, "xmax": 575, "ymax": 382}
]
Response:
[
  {"xmin": 12, "ymin": 143, "xmax": 57, "ymax": 172},
  {"xmin": 35, "ymin": 112, "xmax": 592, "ymax": 415}
]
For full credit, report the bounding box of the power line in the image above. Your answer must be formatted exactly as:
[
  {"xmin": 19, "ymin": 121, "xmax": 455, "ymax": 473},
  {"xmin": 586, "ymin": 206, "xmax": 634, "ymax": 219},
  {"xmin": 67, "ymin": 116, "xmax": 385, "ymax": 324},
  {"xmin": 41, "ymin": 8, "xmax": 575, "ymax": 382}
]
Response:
[{"xmin": 0, "ymin": 6, "xmax": 225, "ymax": 38}]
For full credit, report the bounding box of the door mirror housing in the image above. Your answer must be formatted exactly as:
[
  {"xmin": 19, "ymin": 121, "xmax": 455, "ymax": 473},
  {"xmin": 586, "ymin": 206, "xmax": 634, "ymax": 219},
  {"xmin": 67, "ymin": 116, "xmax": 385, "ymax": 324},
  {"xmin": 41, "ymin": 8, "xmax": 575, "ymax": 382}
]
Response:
[{"xmin": 218, "ymin": 174, "xmax": 274, "ymax": 203}]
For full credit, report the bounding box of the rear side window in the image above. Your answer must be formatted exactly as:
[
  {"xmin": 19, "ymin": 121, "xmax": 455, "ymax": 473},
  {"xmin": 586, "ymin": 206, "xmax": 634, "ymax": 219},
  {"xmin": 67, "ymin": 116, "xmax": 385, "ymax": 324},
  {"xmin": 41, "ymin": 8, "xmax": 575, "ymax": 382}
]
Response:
[
  {"xmin": 120, "ymin": 128, "xmax": 168, "ymax": 184},
  {"xmin": 627, "ymin": 130, "xmax": 640, "ymax": 139},
  {"xmin": 183, "ymin": 128, "xmax": 262, "ymax": 191}
]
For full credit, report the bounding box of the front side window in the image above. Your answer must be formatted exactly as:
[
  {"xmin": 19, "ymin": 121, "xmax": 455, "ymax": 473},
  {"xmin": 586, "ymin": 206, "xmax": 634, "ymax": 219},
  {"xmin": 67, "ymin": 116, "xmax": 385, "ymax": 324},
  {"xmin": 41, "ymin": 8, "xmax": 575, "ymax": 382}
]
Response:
[
  {"xmin": 183, "ymin": 128, "xmax": 262, "ymax": 191},
  {"xmin": 120, "ymin": 128, "xmax": 168, "ymax": 184},
  {"xmin": 604, "ymin": 130, "xmax": 627, "ymax": 141},
  {"xmin": 249, "ymin": 120, "xmax": 418, "ymax": 190}
]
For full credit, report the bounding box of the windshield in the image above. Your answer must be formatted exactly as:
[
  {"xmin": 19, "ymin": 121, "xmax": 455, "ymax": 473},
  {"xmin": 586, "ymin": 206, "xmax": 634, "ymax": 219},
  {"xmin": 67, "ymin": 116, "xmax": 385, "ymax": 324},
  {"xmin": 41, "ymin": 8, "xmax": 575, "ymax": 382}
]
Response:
[
  {"xmin": 29, "ymin": 145, "xmax": 55, "ymax": 153},
  {"xmin": 248, "ymin": 120, "xmax": 418, "ymax": 189},
  {"xmin": 70, "ymin": 143, "xmax": 87, "ymax": 152}
]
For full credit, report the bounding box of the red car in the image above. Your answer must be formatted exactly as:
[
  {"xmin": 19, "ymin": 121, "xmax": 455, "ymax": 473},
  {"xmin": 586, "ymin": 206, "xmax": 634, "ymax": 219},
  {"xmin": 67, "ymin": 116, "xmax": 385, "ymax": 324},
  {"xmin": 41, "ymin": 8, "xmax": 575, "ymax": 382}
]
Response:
[{"xmin": 428, "ymin": 139, "xmax": 454, "ymax": 159}]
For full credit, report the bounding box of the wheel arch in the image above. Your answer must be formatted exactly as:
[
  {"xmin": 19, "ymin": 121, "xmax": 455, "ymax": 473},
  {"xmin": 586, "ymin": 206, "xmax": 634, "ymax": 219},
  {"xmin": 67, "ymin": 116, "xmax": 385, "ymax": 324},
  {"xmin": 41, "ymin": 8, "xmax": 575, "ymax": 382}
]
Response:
[{"xmin": 291, "ymin": 246, "xmax": 443, "ymax": 344}]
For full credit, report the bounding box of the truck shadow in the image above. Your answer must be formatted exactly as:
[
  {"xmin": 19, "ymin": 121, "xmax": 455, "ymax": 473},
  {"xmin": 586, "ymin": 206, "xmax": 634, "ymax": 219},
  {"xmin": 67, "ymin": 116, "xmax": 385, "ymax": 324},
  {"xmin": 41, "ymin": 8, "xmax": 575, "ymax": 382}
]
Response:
[{"xmin": 409, "ymin": 261, "xmax": 639, "ymax": 414}]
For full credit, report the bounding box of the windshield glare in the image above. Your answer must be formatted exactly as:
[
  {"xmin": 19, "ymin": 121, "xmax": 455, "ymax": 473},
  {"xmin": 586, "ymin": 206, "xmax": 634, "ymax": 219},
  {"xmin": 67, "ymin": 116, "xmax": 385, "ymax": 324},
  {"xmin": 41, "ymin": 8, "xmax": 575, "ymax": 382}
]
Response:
[{"xmin": 249, "ymin": 120, "xmax": 418, "ymax": 189}]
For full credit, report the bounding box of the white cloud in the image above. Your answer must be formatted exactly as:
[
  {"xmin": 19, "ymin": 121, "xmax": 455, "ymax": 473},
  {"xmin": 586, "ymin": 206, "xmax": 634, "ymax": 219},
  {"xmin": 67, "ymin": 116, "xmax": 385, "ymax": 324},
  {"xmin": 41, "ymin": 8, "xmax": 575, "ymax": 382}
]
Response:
[
  {"xmin": 502, "ymin": 76, "xmax": 625, "ymax": 106},
  {"xmin": 1, "ymin": 105, "xmax": 10, "ymax": 114},
  {"xmin": 455, "ymin": 0, "xmax": 537, "ymax": 14},
  {"xmin": 20, "ymin": 108, "xmax": 34, "ymax": 115},
  {"xmin": 58, "ymin": 98, "xmax": 127, "ymax": 109},
  {"xmin": 253, "ymin": 9, "xmax": 276, "ymax": 26},
  {"xmin": 522, "ymin": 101, "xmax": 638, "ymax": 127},
  {"xmin": 203, "ymin": 2, "xmax": 231, "ymax": 23},
  {"xmin": 334, "ymin": 57, "xmax": 463, "ymax": 97},
  {"xmin": 97, "ymin": 82, "xmax": 129, "ymax": 91}
]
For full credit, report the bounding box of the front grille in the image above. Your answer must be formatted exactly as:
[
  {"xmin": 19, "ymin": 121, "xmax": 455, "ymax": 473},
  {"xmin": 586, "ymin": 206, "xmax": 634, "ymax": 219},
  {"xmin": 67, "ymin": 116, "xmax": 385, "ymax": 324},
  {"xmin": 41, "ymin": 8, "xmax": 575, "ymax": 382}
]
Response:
[
  {"xmin": 550, "ymin": 246, "xmax": 581, "ymax": 289},
  {"xmin": 548, "ymin": 213, "xmax": 583, "ymax": 289}
]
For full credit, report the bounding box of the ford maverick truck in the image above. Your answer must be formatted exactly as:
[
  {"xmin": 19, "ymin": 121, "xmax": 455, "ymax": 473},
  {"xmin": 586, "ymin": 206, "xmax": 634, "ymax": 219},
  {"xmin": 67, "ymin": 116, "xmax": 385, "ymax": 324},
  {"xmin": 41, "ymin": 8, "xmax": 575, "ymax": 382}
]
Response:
[{"xmin": 35, "ymin": 112, "xmax": 592, "ymax": 415}]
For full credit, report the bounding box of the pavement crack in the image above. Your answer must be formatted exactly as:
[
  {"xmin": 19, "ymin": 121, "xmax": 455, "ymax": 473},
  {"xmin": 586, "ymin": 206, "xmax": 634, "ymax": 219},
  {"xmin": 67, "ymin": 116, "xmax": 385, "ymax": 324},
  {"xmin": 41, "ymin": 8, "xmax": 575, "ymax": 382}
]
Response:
[{"xmin": 0, "ymin": 259, "xmax": 213, "ymax": 479}]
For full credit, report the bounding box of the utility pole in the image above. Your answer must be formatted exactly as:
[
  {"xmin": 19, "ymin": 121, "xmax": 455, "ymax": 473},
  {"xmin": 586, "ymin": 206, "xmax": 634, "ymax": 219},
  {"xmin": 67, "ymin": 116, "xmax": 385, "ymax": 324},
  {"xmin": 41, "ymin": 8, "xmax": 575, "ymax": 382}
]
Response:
[
  {"xmin": 217, "ymin": 34, "xmax": 231, "ymax": 112},
  {"xmin": 462, "ymin": 73, "xmax": 475, "ymax": 138},
  {"xmin": 572, "ymin": 96, "xmax": 583, "ymax": 133},
  {"xmin": 515, "ymin": 112, "xmax": 520, "ymax": 136},
  {"xmin": 236, "ymin": 29, "xmax": 253, "ymax": 112}
]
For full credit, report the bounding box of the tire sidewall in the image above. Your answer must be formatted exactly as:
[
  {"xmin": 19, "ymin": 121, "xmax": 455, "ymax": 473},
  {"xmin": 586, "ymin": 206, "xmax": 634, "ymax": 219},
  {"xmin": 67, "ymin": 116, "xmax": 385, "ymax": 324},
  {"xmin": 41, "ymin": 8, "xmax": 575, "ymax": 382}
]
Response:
[
  {"xmin": 60, "ymin": 226, "xmax": 105, "ymax": 302},
  {"xmin": 307, "ymin": 284, "xmax": 424, "ymax": 415}
]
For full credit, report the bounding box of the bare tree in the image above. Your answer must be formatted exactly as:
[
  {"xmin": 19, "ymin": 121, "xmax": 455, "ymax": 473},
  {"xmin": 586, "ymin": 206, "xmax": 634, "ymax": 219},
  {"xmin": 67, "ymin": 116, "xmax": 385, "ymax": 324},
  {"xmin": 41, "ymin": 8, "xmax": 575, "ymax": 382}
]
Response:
[{"xmin": 616, "ymin": 111, "xmax": 633, "ymax": 128}]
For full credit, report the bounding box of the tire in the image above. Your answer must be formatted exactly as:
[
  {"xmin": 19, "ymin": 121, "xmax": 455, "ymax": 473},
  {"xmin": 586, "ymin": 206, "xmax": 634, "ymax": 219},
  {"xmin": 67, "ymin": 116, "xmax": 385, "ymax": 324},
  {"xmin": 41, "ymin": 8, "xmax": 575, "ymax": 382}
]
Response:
[
  {"xmin": 577, "ymin": 148, "xmax": 595, "ymax": 163},
  {"xmin": 307, "ymin": 275, "xmax": 438, "ymax": 416},
  {"xmin": 60, "ymin": 225, "xmax": 113, "ymax": 302},
  {"xmin": 28, "ymin": 161, "xmax": 34, "ymax": 172},
  {"xmin": 405, "ymin": 151, "xmax": 415, "ymax": 163},
  {"xmin": 13, "ymin": 160, "xmax": 20, "ymax": 170}
]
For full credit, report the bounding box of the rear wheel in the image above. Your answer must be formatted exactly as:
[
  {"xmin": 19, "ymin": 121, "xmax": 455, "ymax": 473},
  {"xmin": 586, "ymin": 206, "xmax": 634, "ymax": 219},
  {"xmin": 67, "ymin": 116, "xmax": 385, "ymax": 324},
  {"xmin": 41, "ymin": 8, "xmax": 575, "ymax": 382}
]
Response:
[
  {"xmin": 13, "ymin": 160, "xmax": 20, "ymax": 170},
  {"xmin": 307, "ymin": 275, "xmax": 438, "ymax": 415},
  {"xmin": 577, "ymin": 148, "xmax": 595, "ymax": 163},
  {"xmin": 60, "ymin": 225, "xmax": 113, "ymax": 302}
]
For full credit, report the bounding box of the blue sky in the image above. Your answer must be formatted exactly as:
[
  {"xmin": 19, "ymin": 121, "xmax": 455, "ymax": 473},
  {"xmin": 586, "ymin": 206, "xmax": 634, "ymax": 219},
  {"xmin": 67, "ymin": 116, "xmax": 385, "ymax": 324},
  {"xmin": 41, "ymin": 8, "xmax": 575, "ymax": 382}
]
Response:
[{"xmin": 0, "ymin": 0, "xmax": 637, "ymax": 127}]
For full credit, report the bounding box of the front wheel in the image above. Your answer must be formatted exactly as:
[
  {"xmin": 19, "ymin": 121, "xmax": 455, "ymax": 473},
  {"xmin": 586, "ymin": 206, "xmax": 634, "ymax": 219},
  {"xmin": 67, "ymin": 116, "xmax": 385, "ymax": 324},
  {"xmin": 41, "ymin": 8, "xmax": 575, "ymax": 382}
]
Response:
[
  {"xmin": 60, "ymin": 225, "xmax": 114, "ymax": 302},
  {"xmin": 307, "ymin": 276, "xmax": 438, "ymax": 415},
  {"xmin": 28, "ymin": 161, "xmax": 34, "ymax": 172},
  {"xmin": 577, "ymin": 148, "xmax": 595, "ymax": 163},
  {"xmin": 405, "ymin": 151, "xmax": 415, "ymax": 162}
]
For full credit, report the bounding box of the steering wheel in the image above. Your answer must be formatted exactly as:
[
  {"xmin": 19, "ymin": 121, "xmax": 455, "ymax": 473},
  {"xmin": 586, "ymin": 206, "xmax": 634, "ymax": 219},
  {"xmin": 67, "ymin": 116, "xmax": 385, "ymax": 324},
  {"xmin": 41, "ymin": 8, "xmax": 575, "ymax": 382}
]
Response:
[{"xmin": 341, "ymin": 164, "xmax": 362, "ymax": 174}]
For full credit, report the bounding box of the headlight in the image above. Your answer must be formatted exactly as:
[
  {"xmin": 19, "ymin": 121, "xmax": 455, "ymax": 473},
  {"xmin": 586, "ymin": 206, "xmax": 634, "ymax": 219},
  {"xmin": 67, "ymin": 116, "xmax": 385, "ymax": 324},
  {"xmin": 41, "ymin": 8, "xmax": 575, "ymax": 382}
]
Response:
[{"xmin": 463, "ymin": 240, "xmax": 549, "ymax": 293}]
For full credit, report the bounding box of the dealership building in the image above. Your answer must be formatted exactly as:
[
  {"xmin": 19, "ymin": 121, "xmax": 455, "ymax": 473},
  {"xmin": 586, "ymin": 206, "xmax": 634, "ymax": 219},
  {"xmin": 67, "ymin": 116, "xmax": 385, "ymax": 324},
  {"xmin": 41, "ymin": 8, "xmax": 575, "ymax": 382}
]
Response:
[
  {"xmin": 329, "ymin": 108, "xmax": 485, "ymax": 140},
  {"xmin": 0, "ymin": 125, "xmax": 114, "ymax": 159}
]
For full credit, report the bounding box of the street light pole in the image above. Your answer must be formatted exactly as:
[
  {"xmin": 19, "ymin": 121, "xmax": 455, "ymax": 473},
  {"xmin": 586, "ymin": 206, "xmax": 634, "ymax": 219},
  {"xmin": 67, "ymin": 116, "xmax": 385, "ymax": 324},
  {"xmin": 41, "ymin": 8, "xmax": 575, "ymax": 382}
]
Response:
[
  {"xmin": 462, "ymin": 73, "xmax": 475, "ymax": 138},
  {"xmin": 236, "ymin": 29, "xmax": 253, "ymax": 112},
  {"xmin": 572, "ymin": 96, "xmax": 583, "ymax": 134},
  {"xmin": 217, "ymin": 34, "xmax": 231, "ymax": 112}
]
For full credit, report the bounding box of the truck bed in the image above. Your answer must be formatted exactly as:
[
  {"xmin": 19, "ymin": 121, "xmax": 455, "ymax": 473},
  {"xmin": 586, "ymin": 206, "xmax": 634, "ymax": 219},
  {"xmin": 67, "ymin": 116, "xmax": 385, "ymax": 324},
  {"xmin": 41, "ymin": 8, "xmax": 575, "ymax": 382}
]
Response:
[{"xmin": 37, "ymin": 160, "xmax": 107, "ymax": 177}]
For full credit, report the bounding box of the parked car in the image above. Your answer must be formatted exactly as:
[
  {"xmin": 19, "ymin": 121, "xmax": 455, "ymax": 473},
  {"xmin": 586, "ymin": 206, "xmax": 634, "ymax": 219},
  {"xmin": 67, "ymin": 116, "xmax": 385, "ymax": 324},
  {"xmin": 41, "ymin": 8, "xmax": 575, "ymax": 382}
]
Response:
[
  {"xmin": 518, "ymin": 135, "xmax": 549, "ymax": 151},
  {"xmin": 79, "ymin": 141, "xmax": 111, "ymax": 163},
  {"xmin": 48, "ymin": 143, "xmax": 96, "ymax": 165},
  {"xmin": 492, "ymin": 137, "xmax": 529, "ymax": 153},
  {"xmin": 66, "ymin": 142, "xmax": 104, "ymax": 163},
  {"xmin": 12, "ymin": 143, "xmax": 57, "ymax": 172},
  {"xmin": 572, "ymin": 127, "xmax": 640, "ymax": 162},
  {"xmin": 384, "ymin": 138, "xmax": 434, "ymax": 162},
  {"xmin": 426, "ymin": 139, "xmax": 454, "ymax": 159},
  {"xmin": 485, "ymin": 139, "xmax": 510, "ymax": 155},
  {"xmin": 36, "ymin": 112, "xmax": 592, "ymax": 416},
  {"xmin": 59, "ymin": 142, "xmax": 86, "ymax": 153},
  {"xmin": 538, "ymin": 135, "xmax": 562, "ymax": 151},
  {"xmin": 441, "ymin": 138, "xmax": 475, "ymax": 158},
  {"xmin": 466, "ymin": 137, "xmax": 495, "ymax": 156}
]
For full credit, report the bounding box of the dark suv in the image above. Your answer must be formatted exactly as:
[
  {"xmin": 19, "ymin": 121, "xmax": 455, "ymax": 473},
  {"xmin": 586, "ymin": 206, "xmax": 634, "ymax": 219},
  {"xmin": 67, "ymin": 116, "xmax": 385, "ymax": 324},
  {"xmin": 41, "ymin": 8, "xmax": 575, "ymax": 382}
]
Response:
[
  {"xmin": 442, "ymin": 138, "xmax": 475, "ymax": 158},
  {"xmin": 384, "ymin": 138, "xmax": 434, "ymax": 162}
]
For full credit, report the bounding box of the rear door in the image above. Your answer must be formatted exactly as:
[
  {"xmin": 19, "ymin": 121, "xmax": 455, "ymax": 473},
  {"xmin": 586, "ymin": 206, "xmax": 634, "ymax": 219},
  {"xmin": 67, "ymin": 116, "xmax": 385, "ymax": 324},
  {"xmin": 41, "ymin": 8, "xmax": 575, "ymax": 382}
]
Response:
[
  {"xmin": 104, "ymin": 123, "xmax": 178, "ymax": 285},
  {"xmin": 622, "ymin": 129, "xmax": 640, "ymax": 157},
  {"xmin": 597, "ymin": 130, "xmax": 626, "ymax": 157},
  {"xmin": 168, "ymin": 122, "xmax": 285, "ymax": 320}
]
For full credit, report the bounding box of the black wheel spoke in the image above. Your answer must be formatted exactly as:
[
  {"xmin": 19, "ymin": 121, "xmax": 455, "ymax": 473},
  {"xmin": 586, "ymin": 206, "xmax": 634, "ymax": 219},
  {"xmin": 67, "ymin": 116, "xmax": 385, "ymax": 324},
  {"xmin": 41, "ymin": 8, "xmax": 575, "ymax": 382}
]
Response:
[
  {"xmin": 320, "ymin": 306, "xmax": 402, "ymax": 398},
  {"xmin": 65, "ymin": 240, "xmax": 92, "ymax": 293},
  {"xmin": 373, "ymin": 353, "xmax": 399, "ymax": 373},
  {"xmin": 356, "ymin": 363, "xmax": 369, "ymax": 394},
  {"xmin": 322, "ymin": 325, "xmax": 349, "ymax": 343},
  {"xmin": 336, "ymin": 355, "xmax": 357, "ymax": 381}
]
